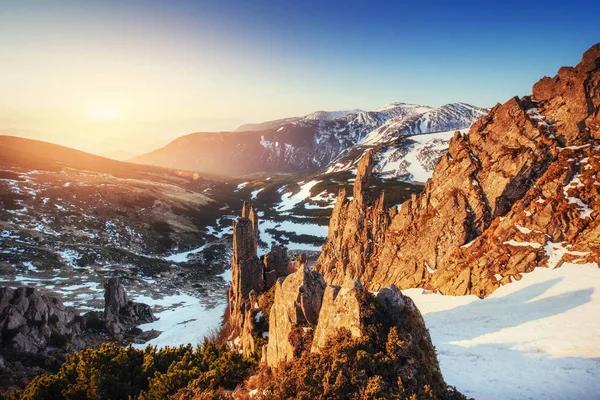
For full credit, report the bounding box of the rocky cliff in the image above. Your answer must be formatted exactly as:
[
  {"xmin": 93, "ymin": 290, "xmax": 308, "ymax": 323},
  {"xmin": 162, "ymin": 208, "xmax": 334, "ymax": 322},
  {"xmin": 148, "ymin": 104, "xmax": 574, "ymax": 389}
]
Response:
[
  {"xmin": 224, "ymin": 201, "xmax": 459, "ymax": 397},
  {"xmin": 227, "ymin": 202, "xmax": 290, "ymax": 356},
  {"xmin": 316, "ymin": 43, "xmax": 600, "ymax": 297}
]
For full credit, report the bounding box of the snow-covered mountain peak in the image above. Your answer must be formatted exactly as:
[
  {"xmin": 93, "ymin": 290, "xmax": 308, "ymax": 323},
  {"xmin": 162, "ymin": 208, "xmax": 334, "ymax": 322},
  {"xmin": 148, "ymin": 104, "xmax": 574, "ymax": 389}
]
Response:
[{"xmin": 303, "ymin": 109, "xmax": 364, "ymax": 121}]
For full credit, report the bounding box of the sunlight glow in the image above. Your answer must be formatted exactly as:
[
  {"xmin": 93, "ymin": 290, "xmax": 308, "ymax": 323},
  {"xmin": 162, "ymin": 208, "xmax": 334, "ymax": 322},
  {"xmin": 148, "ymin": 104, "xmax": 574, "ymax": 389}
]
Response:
[{"xmin": 86, "ymin": 103, "xmax": 123, "ymax": 122}]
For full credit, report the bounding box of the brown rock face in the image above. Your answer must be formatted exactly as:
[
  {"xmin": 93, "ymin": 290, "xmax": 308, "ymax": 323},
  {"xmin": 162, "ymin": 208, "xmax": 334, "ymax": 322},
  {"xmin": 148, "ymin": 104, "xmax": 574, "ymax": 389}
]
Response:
[
  {"xmin": 264, "ymin": 270, "xmax": 445, "ymax": 395},
  {"xmin": 316, "ymin": 43, "xmax": 600, "ymax": 297},
  {"xmin": 310, "ymin": 279, "xmax": 363, "ymax": 352},
  {"xmin": 316, "ymin": 149, "xmax": 392, "ymax": 287},
  {"xmin": 263, "ymin": 245, "xmax": 290, "ymax": 291},
  {"xmin": 264, "ymin": 264, "xmax": 326, "ymax": 367},
  {"xmin": 227, "ymin": 202, "xmax": 291, "ymax": 356}
]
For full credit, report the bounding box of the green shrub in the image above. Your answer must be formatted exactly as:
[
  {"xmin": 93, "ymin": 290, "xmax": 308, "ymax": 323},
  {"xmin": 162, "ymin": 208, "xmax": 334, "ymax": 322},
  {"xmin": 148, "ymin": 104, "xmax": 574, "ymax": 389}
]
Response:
[{"xmin": 10, "ymin": 341, "xmax": 255, "ymax": 400}]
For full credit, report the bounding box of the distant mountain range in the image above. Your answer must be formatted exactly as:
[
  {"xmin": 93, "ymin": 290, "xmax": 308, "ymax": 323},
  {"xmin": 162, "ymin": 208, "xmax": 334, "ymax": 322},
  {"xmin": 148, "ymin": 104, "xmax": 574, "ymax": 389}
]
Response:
[{"xmin": 131, "ymin": 102, "xmax": 488, "ymax": 177}]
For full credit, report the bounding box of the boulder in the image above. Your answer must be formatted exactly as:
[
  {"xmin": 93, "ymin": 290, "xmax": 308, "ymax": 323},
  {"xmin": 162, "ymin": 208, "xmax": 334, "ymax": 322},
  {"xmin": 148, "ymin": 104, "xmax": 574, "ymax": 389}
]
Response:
[{"xmin": 0, "ymin": 286, "xmax": 85, "ymax": 354}]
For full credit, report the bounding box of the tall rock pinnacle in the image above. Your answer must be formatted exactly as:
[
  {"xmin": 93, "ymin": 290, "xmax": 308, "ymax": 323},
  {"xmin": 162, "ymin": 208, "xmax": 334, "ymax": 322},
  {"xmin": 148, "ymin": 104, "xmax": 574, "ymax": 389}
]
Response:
[{"xmin": 227, "ymin": 202, "xmax": 291, "ymax": 356}]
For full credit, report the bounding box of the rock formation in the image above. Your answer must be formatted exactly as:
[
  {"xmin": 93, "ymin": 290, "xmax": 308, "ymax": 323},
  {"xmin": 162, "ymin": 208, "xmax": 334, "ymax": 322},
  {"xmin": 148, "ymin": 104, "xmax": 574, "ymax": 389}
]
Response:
[
  {"xmin": 103, "ymin": 277, "xmax": 156, "ymax": 339},
  {"xmin": 0, "ymin": 286, "xmax": 86, "ymax": 354},
  {"xmin": 227, "ymin": 202, "xmax": 291, "ymax": 356},
  {"xmin": 264, "ymin": 263, "xmax": 326, "ymax": 366},
  {"xmin": 310, "ymin": 279, "xmax": 364, "ymax": 352},
  {"xmin": 262, "ymin": 266, "xmax": 446, "ymax": 396},
  {"xmin": 316, "ymin": 43, "xmax": 600, "ymax": 297},
  {"xmin": 0, "ymin": 280, "xmax": 155, "ymax": 390}
]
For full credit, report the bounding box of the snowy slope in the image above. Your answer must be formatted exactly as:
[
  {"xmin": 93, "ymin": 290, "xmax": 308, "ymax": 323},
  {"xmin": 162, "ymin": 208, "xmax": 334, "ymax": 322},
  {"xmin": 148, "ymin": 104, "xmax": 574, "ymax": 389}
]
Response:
[
  {"xmin": 405, "ymin": 262, "xmax": 600, "ymax": 400},
  {"xmin": 374, "ymin": 129, "xmax": 463, "ymax": 182},
  {"xmin": 303, "ymin": 109, "xmax": 364, "ymax": 121},
  {"xmin": 135, "ymin": 102, "xmax": 486, "ymax": 177}
]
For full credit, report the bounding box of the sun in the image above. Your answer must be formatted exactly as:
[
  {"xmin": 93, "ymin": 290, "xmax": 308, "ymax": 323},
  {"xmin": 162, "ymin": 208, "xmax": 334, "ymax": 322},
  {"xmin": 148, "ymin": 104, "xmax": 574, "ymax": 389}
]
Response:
[{"xmin": 87, "ymin": 103, "xmax": 123, "ymax": 122}]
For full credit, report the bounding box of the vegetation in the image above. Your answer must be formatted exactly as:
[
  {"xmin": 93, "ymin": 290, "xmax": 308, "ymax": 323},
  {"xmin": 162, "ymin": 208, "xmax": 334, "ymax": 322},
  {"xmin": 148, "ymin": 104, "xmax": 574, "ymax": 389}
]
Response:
[
  {"xmin": 4, "ymin": 318, "xmax": 462, "ymax": 400},
  {"xmin": 3, "ymin": 263, "xmax": 461, "ymax": 400},
  {"xmin": 3, "ymin": 342, "xmax": 255, "ymax": 400}
]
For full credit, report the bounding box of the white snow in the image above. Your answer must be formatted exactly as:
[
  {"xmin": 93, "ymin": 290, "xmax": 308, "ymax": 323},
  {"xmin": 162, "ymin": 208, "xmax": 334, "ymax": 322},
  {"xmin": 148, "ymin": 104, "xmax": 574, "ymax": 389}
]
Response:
[
  {"xmin": 254, "ymin": 311, "xmax": 263, "ymax": 322},
  {"xmin": 544, "ymin": 242, "xmax": 589, "ymax": 269},
  {"xmin": 133, "ymin": 292, "xmax": 227, "ymax": 348},
  {"xmin": 405, "ymin": 262, "xmax": 600, "ymax": 400},
  {"xmin": 376, "ymin": 130, "xmax": 461, "ymax": 183},
  {"xmin": 516, "ymin": 225, "xmax": 532, "ymax": 234},
  {"xmin": 164, "ymin": 245, "xmax": 206, "ymax": 262},
  {"xmin": 563, "ymin": 175, "xmax": 593, "ymax": 219},
  {"xmin": 250, "ymin": 188, "xmax": 264, "ymax": 200},
  {"xmin": 259, "ymin": 218, "xmax": 327, "ymax": 252},
  {"xmin": 278, "ymin": 180, "xmax": 321, "ymax": 211},
  {"xmin": 425, "ymin": 262, "xmax": 436, "ymax": 274},
  {"xmin": 503, "ymin": 239, "xmax": 542, "ymax": 249},
  {"xmin": 460, "ymin": 238, "xmax": 477, "ymax": 249},
  {"xmin": 22, "ymin": 261, "xmax": 40, "ymax": 272}
]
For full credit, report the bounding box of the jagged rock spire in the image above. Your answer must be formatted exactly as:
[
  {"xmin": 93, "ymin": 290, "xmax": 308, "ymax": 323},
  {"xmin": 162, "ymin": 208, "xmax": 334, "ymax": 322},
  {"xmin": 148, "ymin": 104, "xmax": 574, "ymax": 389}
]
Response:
[
  {"xmin": 315, "ymin": 150, "xmax": 391, "ymax": 286},
  {"xmin": 264, "ymin": 265, "xmax": 326, "ymax": 367},
  {"xmin": 353, "ymin": 148, "xmax": 375, "ymax": 205},
  {"xmin": 228, "ymin": 202, "xmax": 291, "ymax": 356}
]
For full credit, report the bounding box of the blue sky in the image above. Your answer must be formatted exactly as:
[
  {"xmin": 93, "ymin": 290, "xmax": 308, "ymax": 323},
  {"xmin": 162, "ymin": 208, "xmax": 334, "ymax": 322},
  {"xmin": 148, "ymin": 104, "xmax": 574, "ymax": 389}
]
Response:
[{"xmin": 0, "ymin": 0, "xmax": 598, "ymax": 152}]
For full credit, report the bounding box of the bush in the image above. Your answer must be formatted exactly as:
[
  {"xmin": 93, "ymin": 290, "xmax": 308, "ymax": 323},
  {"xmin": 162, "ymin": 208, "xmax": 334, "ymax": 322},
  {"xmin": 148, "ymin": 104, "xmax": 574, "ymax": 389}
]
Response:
[{"xmin": 8, "ymin": 341, "xmax": 255, "ymax": 400}]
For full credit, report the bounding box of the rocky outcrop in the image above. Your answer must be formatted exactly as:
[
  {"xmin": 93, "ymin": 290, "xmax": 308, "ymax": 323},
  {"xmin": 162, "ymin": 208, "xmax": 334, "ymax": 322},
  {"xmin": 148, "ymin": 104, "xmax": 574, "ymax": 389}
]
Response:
[
  {"xmin": 310, "ymin": 279, "xmax": 364, "ymax": 352},
  {"xmin": 262, "ymin": 267, "xmax": 446, "ymax": 396},
  {"xmin": 316, "ymin": 43, "xmax": 600, "ymax": 297},
  {"xmin": 263, "ymin": 245, "xmax": 290, "ymax": 290},
  {"xmin": 316, "ymin": 150, "xmax": 392, "ymax": 287},
  {"xmin": 227, "ymin": 202, "xmax": 291, "ymax": 356},
  {"xmin": 0, "ymin": 286, "xmax": 86, "ymax": 354},
  {"xmin": 103, "ymin": 277, "xmax": 156, "ymax": 339},
  {"xmin": 0, "ymin": 280, "xmax": 156, "ymax": 390},
  {"xmin": 264, "ymin": 264, "xmax": 326, "ymax": 367}
]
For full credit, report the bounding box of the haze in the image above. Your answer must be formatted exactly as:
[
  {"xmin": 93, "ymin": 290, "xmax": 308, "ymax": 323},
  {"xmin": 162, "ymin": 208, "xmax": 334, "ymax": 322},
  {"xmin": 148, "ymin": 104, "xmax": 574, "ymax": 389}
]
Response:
[{"xmin": 1, "ymin": 0, "xmax": 599, "ymax": 155}]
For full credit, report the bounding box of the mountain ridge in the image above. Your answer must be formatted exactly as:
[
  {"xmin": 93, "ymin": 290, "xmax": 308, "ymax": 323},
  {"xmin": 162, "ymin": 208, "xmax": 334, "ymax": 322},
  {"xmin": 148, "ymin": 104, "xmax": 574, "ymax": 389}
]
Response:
[{"xmin": 131, "ymin": 101, "xmax": 487, "ymax": 177}]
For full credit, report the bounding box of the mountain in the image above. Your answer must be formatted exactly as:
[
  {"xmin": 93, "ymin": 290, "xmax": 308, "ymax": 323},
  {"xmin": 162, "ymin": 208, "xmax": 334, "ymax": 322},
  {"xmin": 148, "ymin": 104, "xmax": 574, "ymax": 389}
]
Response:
[
  {"xmin": 131, "ymin": 102, "xmax": 487, "ymax": 177},
  {"xmin": 315, "ymin": 43, "xmax": 600, "ymax": 298}
]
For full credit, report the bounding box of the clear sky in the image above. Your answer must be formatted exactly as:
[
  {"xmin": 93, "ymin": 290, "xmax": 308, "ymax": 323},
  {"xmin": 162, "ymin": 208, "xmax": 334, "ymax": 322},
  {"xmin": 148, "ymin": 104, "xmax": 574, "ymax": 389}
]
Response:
[{"xmin": 1, "ymin": 0, "xmax": 599, "ymax": 154}]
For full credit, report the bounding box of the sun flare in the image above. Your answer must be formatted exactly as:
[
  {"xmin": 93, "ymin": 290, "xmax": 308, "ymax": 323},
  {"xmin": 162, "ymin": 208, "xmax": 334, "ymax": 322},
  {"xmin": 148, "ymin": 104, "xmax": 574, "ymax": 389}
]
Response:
[{"xmin": 86, "ymin": 103, "xmax": 122, "ymax": 122}]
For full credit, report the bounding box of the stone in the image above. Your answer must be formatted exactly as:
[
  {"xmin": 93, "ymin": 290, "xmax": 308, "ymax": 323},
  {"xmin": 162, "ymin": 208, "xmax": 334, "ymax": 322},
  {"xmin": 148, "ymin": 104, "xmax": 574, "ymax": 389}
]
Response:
[
  {"xmin": 227, "ymin": 203, "xmax": 290, "ymax": 356},
  {"xmin": 264, "ymin": 265, "xmax": 326, "ymax": 367},
  {"xmin": 103, "ymin": 277, "xmax": 155, "ymax": 339},
  {"xmin": 0, "ymin": 286, "xmax": 84, "ymax": 354},
  {"xmin": 263, "ymin": 245, "xmax": 290, "ymax": 291},
  {"xmin": 310, "ymin": 280, "xmax": 363, "ymax": 352}
]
